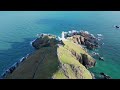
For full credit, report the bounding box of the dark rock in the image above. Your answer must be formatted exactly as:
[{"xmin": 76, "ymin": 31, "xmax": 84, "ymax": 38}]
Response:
[
  {"xmin": 71, "ymin": 49, "xmax": 76, "ymax": 56},
  {"xmin": 59, "ymin": 40, "xmax": 65, "ymax": 46},
  {"xmin": 85, "ymin": 39, "xmax": 99, "ymax": 50},
  {"xmin": 100, "ymin": 72, "xmax": 111, "ymax": 79},
  {"xmin": 32, "ymin": 38, "xmax": 42, "ymax": 49},
  {"xmin": 71, "ymin": 34, "xmax": 98, "ymax": 50},
  {"xmin": 76, "ymin": 53, "xmax": 83, "ymax": 63},
  {"xmin": 77, "ymin": 37, "xmax": 81, "ymax": 44},
  {"xmin": 32, "ymin": 34, "xmax": 57, "ymax": 49},
  {"xmin": 99, "ymin": 57, "xmax": 104, "ymax": 61},
  {"xmin": 70, "ymin": 49, "xmax": 96, "ymax": 68},
  {"xmin": 81, "ymin": 54, "xmax": 96, "ymax": 68},
  {"xmin": 80, "ymin": 36, "xmax": 85, "ymax": 45},
  {"xmin": 115, "ymin": 26, "xmax": 119, "ymax": 29},
  {"xmin": 82, "ymin": 54, "xmax": 89, "ymax": 68},
  {"xmin": 9, "ymin": 66, "xmax": 15, "ymax": 73}
]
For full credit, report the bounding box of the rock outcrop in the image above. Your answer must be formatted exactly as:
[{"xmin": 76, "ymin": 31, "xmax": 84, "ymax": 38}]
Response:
[
  {"xmin": 56, "ymin": 63, "xmax": 92, "ymax": 79},
  {"xmin": 35, "ymin": 34, "xmax": 96, "ymax": 68},
  {"xmin": 81, "ymin": 54, "xmax": 96, "ymax": 68},
  {"xmin": 32, "ymin": 34, "xmax": 58, "ymax": 49},
  {"xmin": 100, "ymin": 72, "xmax": 112, "ymax": 79},
  {"xmin": 67, "ymin": 32, "xmax": 99, "ymax": 50},
  {"xmin": 70, "ymin": 49, "xmax": 96, "ymax": 69}
]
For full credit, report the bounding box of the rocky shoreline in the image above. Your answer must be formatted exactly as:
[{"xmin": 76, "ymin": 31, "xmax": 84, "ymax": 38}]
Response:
[
  {"xmin": 0, "ymin": 52, "xmax": 33, "ymax": 79},
  {"xmin": 31, "ymin": 30, "xmax": 111, "ymax": 79},
  {"xmin": 0, "ymin": 39, "xmax": 38, "ymax": 79},
  {"xmin": 31, "ymin": 30, "xmax": 97, "ymax": 78},
  {"xmin": 0, "ymin": 30, "xmax": 111, "ymax": 79}
]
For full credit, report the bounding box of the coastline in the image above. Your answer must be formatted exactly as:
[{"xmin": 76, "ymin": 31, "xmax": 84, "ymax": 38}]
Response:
[
  {"xmin": 1, "ymin": 30, "xmax": 105, "ymax": 79},
  {"xmin": 0, "ymin": 53, "xmax": 31, "ymax": 79},
  {"xmin": 0, "ymin": 35, "xmax": 42, "ymax": 79},
  {"xmin": 0, "ymin": 42, "xmax": 34, "ymax": 79}
]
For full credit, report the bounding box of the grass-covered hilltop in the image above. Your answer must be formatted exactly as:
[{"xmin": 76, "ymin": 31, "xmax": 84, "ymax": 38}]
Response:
[{"xmin": 4, "ymin": 30, "xmax": 98, "ymax": 79}]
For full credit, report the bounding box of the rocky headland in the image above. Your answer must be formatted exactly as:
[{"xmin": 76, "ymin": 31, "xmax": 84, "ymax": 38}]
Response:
[{"xmin": 2, "ymin": 30, "xmax": 103, "ymax": 79}]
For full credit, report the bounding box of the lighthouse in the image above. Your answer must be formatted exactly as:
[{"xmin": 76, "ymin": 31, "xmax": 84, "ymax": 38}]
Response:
[{"xmin": 61, "ymin": 31, "xmax": 65, "ymax": 40}]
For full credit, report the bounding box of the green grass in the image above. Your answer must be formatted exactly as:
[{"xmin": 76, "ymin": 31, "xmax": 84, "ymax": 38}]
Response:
[
  {"xmin": 53, "ymin": 69, "xmax": 68, "ymax": 79},
  {"xmin": 6, "ymin": 39, "xmax": 93, "ymax": 79},
  {"xmin": 6, "ymin": 47, "xmax": 59, "ymax": 79},
  {"xmin": 63, "ymin": 40, "xmax": 95, "ymax": 63},
  {"xmin": 33, "ymin": 47, "xmax": 59, "ymax": 79},
  {"xmin": 64, "ymin": 40, "xmax": 86, "ymax": 54},
  {"xmin": 58, "ymin": 46, "xmax": 81, "ymax": 66},
  {"xmin": 53, "ymin": 40, "xmax": 93, "ymax": 79}
]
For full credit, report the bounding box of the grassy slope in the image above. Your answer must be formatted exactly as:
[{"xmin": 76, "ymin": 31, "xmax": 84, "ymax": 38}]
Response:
[
  {"xmin": 6, "ymin": 46, "xmax": 59, "ymax": 79},
  {"xmin": 53, "ymin": 40, "xmax": 93, "ymax": 79},
  {"xmin": 64, "ymin": 40, "xmax": 94, "ymax": 63},
  {"xmin": 6, "ymin": 39, "xmax": 93, "ymax": 79}
]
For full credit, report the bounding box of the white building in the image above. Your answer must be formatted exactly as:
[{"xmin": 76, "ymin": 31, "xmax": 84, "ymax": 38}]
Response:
[{"xmin": 61, "ymin": 31, "xmax": 65, "ymax": 40}]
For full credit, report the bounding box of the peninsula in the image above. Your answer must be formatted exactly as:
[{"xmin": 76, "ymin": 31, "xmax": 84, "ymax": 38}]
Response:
[{"xmin": 2, "ymin": 30, "xmax": 98, "ymax": 79}]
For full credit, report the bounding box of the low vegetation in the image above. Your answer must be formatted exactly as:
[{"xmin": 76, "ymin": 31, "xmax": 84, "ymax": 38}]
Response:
[{"xmin": 6, "ymin": 35, "xmax": 95, "ymax": 79}]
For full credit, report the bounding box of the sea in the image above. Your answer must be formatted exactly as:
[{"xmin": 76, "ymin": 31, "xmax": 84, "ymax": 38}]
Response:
[{"xmin": 0, "ymin": 11, "xmax": 120, "ymax": 79}]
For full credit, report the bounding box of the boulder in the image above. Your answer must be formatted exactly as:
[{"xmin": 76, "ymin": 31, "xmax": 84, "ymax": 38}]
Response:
[{"xmin": 100, "ymin": 72, "xmax": 112, "ymax": 79}]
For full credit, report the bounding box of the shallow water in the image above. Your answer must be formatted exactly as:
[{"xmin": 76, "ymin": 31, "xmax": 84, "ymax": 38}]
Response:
[{"xmin": 0, "ymin": 11, "xmax": 120, "ymax": 78}]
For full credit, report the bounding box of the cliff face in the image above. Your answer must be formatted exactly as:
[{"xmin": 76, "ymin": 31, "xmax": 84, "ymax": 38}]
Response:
[
  {"xmin": 6, "ymin": 34, "xmax": 96, "ymax": 79},
  {"xmin": 68, "ymin": 34, "xmax": 99, "ymax": 50},
  {"xmin": 53, "ymin": 40, "xmax": 95, "ymax": 79},
  {"xmin": 71, "ymin": 49, "xmax": 95, "ymax": 69},
  {"xmin": 32, "ymin": 34, "xmax": 96, "ymax": 68},
  {"xmin": 32, "ymin": 34, "xmax": 58, "ymax": 49}
]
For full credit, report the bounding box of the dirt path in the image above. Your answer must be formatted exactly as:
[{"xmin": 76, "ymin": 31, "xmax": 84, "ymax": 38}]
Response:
[
  {"xmin": 6, "ymin": 47, "xmax": 59, "ymax": 79},
  {"xmin": 32, "ymin": 52, "xmax": 46, "ymax": 79}
]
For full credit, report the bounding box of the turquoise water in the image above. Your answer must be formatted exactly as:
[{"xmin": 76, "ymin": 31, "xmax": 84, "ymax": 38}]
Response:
[{"xmin": 0, "ymin": 11, "xmax": 120, "ymax": 79}]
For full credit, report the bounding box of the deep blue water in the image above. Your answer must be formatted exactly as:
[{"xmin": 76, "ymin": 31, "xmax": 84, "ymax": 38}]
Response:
[{"xmin": 0, "ymin": 11, "xmax": 120, "ymax": 79}]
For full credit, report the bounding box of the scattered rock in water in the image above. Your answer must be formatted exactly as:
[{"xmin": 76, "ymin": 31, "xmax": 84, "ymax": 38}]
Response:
[
  {"xmin": 100, "ymin": 72, "xmax": 112, "ymax": 79},
  {"xmin": 92, "ymin": 52, "xmax": 104, "ymax": 61},
  {"xmin": 114, "ymin": 25, "xmax": 120, "ymax": 29},
  {"xmin": 99, "ymin": 57, "xmax": 104, "ymax": 61}
]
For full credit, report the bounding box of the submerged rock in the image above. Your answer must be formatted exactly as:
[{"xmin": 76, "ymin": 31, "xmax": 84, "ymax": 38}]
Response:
[
  {"xmin": 100, "ymin": 72, "xmax": 112, "ymax": 79},
  {"xmin": 99, "ymin": 57, "xmax": 104, "ymax": 61},
  {"xmin": 114, "ymin": 25, "xmax": 120, "ymax": 29}
]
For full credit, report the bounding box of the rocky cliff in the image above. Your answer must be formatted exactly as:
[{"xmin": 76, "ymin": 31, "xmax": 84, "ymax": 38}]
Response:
[
  {"xmin": 67, "ymin": 35, "xmax": 99, "ymax": 50},
  {"xmin": 5, "ymin": 33, "xmax": 96, "ymax": 79}
]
